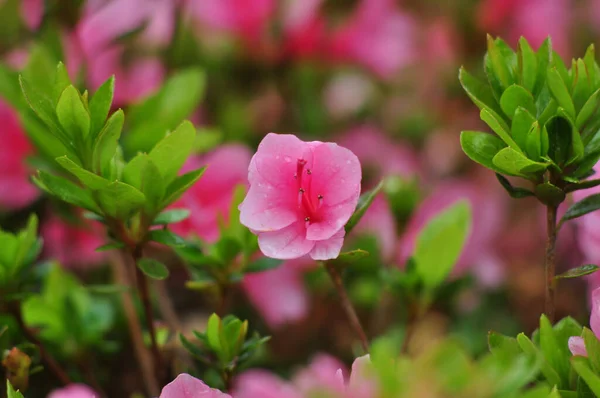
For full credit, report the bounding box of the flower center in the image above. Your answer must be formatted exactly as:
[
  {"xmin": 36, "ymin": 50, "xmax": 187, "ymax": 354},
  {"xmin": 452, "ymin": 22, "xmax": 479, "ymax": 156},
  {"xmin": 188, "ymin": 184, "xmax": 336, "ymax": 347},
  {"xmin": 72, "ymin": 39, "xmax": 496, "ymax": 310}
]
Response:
[{"xmin": 295, "ymin": 158, "xmax": 323, "ymax": 225}]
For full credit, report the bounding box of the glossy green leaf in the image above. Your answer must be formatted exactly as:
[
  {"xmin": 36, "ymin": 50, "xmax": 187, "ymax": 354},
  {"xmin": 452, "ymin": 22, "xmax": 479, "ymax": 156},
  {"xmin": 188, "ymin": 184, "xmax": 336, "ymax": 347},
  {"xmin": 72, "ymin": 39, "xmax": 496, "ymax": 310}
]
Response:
[
  {"xmin": 525, "ymin": 122, "xmax": 547, "ymax": 161},
  {"xmin": 55, "ymin": 155, "xmax": 110, "ymax": 190},
  {"xmin": 148, "ymin": 230, "xmax": 185, "ymax": 247},
  {"xmin": 89, "ymin": 75, "xmax": 115, "ymax": 137},
  {"xmin": 148, "ymin": 121, "xmax": 196, "ymax": 183},
  {"xmin": 458, "ymin": 67, "xmax": 505, "ymax": 120},
  {"xmin": 492, "ymin": 147, "xmax": 548, "ymax": 176},
  {"xmin": 95, "ymin": 242, "xmax": 125, "ymax": 252},
  {"xmin": 414, "ymin": 201, "xmax": 471, "ymax": 289},
  {"xmin": 152, "ymin": 209, "xmax": 190, "ymax": 225},
  {"xmin": 534, "ymin": 182, "xmax": 565, "ymax": 207},
  {"xmin": 539, "ymin": 314, "xmax": 570, "ymax": 386},
  {"xmin": 518, "ymin": 37, "xmax": 538, "ymax": 92},
  {"xmin": 34, "ymin": 171, "xmax": 99, "ymax": 212},
  {"xmin": 561, "ymin": 193, "xmax": 600, "ymax": 222},
  {"xmin": 583, "ymin": 327, "xmax": 600, "ymax": 373},
  {"xmin": 512, "ymin": 107, "xmax": 537, "ymax": 150},
  {"xmin": 480, "ymin": 109, "xmax": 521, "ymax": 150},
  {"xmin": 555, "ymin": 264, "xmax": 599, "ymax": 280},
  {"xmin": 533, "ymin": 38, "xmax": 552, "ymax": 97},
  {"xmin": 572, "ymin": 357, "xmax": 600, "ymax": 396},
  {"xmin": 572, "ymin": 59, "xmax": 591, "ymax": 113},
  {"xmin": 547, "ymin": 67, "xmax": 576, "ymax": 119},
  {"xmin": 96, "ymin": 181, "xmax": 146, "ymax": 220},
  {"xmin": 576, "ymin": 89, "xmax": 600, "ymax": 130},
  {"xmin": 345, "ymin": 180, "xmax": 384, "ymax": 234},
  {"xmin": 56, "ymin": 85, "xmax": 90, "ymax": 139},
  {"xmin": 6, "ymin": 380, "xmax": 24, "ymax": 398},
  {"xmin": 53, "ymin": 62, "xmax": 71, "ymax": 104},
  {"xmin": 486, "ymin": 35, "xmax": 514, "ymax": 92},
  {"xmin": 500, "ymin": 85, "xmax": 536, "ymax": 119},
  {"xmin": 460, "ymin": 130, "xmax": 506, "ymax": 172},
  {"xmin": 137, "ymin": 258, "xmax": 169, "ymax": 280},
  {"xmin": 206, "ymin": 313, "xmax": 222, "ymax": 352},
  {"xmin": 495, "ymin": 174, "xmax": 535, "ymax": 198},
  {"xmin": 162, "ymin": 167, "xmax": 206, "ymax": 207},
  {"xmin": 92, "ymin": 109, "xmax": 124, "ymax": 176},
  {"xmin": 123, "ymin": 154, "xmax": 164, "ymax": 214}
]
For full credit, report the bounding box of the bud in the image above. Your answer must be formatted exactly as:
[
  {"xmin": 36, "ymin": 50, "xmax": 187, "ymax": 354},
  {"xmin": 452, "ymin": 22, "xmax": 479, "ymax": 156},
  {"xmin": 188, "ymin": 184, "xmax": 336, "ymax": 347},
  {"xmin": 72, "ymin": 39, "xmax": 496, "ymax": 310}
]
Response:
[{"xmin": 2, "ymin": 347, "xmax": 31, "ymax": 392}]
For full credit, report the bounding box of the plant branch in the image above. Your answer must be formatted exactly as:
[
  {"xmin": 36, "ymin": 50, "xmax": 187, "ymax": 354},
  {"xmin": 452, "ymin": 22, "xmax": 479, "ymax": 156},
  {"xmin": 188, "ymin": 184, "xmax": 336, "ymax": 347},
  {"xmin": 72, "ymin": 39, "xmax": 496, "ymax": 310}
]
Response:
[
  {"xmin": 323, "ymin": 262, "xmax": 369, "ymax": 353},
  {"xmin": 545, "ymin": 204, "xmax": 558, "ymax": 323},
  {"xmin": 9, "ymin": 303, "xmax": 71, "ymax": 386}
]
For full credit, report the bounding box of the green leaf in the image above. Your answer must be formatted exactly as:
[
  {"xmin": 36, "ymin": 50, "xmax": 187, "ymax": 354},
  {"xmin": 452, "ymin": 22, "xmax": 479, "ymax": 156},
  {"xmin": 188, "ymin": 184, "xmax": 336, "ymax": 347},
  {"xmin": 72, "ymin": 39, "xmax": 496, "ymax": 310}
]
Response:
[
  {"xmin": 492, "ymin": 147, "xmax": 548, "ymax": 176},
  {"xmin": 480, "ymin": 109, "xmax": 521, "ymax": 150},
  {"xmin": 148, "ymin": 230, "xmax": 185, "ymax": 247},
  {"xmin": 500, "ymin": 85, "xmax": 536, "ymax": 119},
  {"xmin": 162, "ymin": 167, "xmax": 206, "ymax": 207},
  {"xmin": 56, "ymin": 155, "xmax": 110, "ymax": 190},
  {"xmin": 96, "ymin": 181, "xmax": 146, "ymax": 220},
  {"xmin": 6, "ymin": 380, "xmax": 24, "ymax": 398},
  {"xmin": 572, "ymin": 356, "xmax": 600, "ymax": 396},
  {"xmin": 576, "ymin": 89, "xmax": 600, "ymax": 130},
  {"xmin": 486, "ymin": 34, "xmax": 515, "ymax": 91},
  {"xmin": 336, "ymin": 249, "xmax": 370, "ymax": 263},
  {"xmin": 458, "ymin": 66, "xmax": 505, "ymax": 118},
  {"xmin": 123, "ymin": 154, "xmax": 165, "ymax": 214},
  {"xmin": 526, "ymin": 121, "xmax": 546, "ymax": 161},
  {"xmin": 413, "ymin": 201, "xmax": 471, "ymax": 289},
  {"xmin": 518, "ymin": 37, "xmax": 538, "ymax": 92},
  {"xmin": 512, "ymin": 107, "xmax": 537, "ymax": 150},
  {"xmin": 206, "ymin": 313, "xmax": 222, "ymax": 352},
  {"xmin": 56, "ymin": 85, "xmax": 90, "ymax": 139},
  {"xmin": 516, "ymin": 333, "xmax": 562, "ymax": 388},
  {"xmin": 572, "ymin": 59, "xmax": 591, "ymax": 113},
  {"xmin": 533, "ymin": 38, "xmax": 552, "ymax": 97},
  {"xmin": 460, "ymin": 131, "xmax": 507, "ymax": 172},
  {"xmin": 34, "ymin": 171, "xmax": 99, "ymax": 212},
  {"xmin": 534, "ymin": 182, "xmax": 565, "ymax": 207},
  {"xmin": 92, "ymin": 109, "xmax": 124, "ymax": 176},
  {"xmin": 345, "ymin": 180, "xmax": 384, "ymax": 234},
  {"xmin": 561, "ymin": 193, "xmax": 600, "ymax": 222},
  {"xmin": 95, "ymin": 242, "xmax": 125, "ymax": 252},
  {"xmin": 583, "ymin": 327, "xmax": 600, "ymax": 373},
  {"xmin": 547, "ymin": 67, "xmax": 576, "ymax": 119},
  {"xmin": 89, "ymin": 75, "xmax": 115, "ymax": 137},
  {"xmin": 495, "ymin": 174, "xmax": 535, "ymax": 198},
  {"xmin": 152, "ymin": 209, "xmax": 190, "ymax": 225},
  {"xmin": 53, "ymin": 62, "xmax": 71, "ymax": 104},
  {"xmin": 245, "ymin": 258, "xmax": 283, "ymax": 273},
  {"xmin": 148, "ymin": 120, "xmax": 196, "ymax": 183},
  {"xmin": 540, "ymin": 314, "xmax": 570, "ymax": 386},
  {"xmin": 555, "ymin": 264, "xmax": 599, "ymax": 280},
  {"xmin": 137, "ymin": 258, "xmax": 169, "ymax": 280},
  {"xmin": 86, "ymin": 284, "xmax": 130, "ymax": 294},
  {"xmin": 489, "ymin": 331, "xmax": 521, "ymax": 358}
]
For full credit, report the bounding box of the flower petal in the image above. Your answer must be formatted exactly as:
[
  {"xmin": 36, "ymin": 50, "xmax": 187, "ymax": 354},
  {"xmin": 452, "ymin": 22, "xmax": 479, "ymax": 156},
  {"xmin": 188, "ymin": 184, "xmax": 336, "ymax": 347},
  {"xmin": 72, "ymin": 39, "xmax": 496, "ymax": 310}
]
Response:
[
  {"xmin": 258, "ymin": 221, "xmax": 315, "ymax": 259},
  {"xmin": 310, "ymin": 142, "xmax": 361, "ymax": 206},
  {"xmin": 309, "ymin": 228, "xmax": 345, "ymax": 260},
  {"xmin": 591, "ymin": 287, "xmax": 600, "ymax": 337},
  {"xmin": 568, "ymin": 336, "xmax": 587, "ymax": 357},
  {"xmin": 160, "ymin": 373, "xmax": 231, "ymax": 398}
]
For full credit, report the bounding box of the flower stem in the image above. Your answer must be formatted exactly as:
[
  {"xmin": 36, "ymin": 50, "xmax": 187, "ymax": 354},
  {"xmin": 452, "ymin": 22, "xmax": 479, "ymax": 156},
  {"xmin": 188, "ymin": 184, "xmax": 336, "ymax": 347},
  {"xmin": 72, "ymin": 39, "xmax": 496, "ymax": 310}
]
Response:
[
  {"xmin": 132, "ymin": 246, "xmax": 165, "ymax": 383},
  {"xmin": 545, "ymin": 205, "xmax": 558, "ymax": 323},
  {"xmin": 324, "ymin": 262, "xmax": 369, "ymax": 353},
  {"xmin": 9, "ymin": 303, "xmax": 71, "ymax": 386}
]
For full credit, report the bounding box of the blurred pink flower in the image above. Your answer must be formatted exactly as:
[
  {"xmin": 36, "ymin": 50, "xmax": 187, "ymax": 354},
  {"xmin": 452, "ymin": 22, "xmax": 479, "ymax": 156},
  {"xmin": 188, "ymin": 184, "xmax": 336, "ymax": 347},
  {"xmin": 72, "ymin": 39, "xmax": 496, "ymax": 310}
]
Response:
[
  {"xmin": 160, "ymin": 373, "xmax": 231, "ymax": 398},
  {"xmin": 242, "ymin": 258, "xmax": 311, "ymax": 329},
  {"xmin": 0, "ymin": 100, "xmax": 39, "ymax": 211},
  {"xmin": 47, "ymin": 384, "xmax": 96, "ymax": 398},
  {"xmin": 328, "ymin": 0, "xmax": 417, "ymax": 78},
  {"xmin": 170, "ymin": 144, "xmax": 252, "ymax": 243},
  {"xmin": 477, "ymin": 0, "xmax": 571, "ymax": 57},
  {"xmin": 398, "ymin": 179, "xmax": 505, "ymax": 286},
  {"xmin": 187, "ymin": 0, "xmax": 276, "ymax": 43},
  {"xmin": 234, "ymin": 354, "xmax": 376, "ymax": 398},
  {"xmin": 569, "ymin": 287, "xmax": 600, "ymax": 356},
  {"xmin": 41, "ymin": 214, "xmax": 106, "ymax": 269},
  {"xmin": 239, "ymin": 133, "xmax": 361, "ymax": 260},
  {"xmin": 282, "ymin": 0, "xmax": 326, "ymax": 59},
  {"xmin": 21, "ymin": 0, "xmax": 43, "ymax": 30}
]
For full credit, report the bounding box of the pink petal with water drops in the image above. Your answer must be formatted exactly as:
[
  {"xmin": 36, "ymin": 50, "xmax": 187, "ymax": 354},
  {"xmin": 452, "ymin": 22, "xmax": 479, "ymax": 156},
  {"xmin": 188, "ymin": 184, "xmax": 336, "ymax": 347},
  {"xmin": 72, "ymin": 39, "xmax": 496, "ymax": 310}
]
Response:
[
  {"xmin": 160, "ymin": 374, "xmax": 231, "ymax": 398},
  {"xmin": 310, "ymin": 228, "xmax": 345, "ymax": 260},
  {"xmin": 258, "ymin": 221, "xmax": 315, "ymax": 260}
]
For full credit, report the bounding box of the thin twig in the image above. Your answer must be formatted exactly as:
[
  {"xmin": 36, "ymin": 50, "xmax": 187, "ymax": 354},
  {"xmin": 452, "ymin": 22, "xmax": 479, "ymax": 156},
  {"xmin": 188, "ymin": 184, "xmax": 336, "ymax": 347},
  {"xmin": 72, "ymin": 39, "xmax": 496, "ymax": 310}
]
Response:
[
  {"xmin": 9, "ymin": 303, "xmax": 71, "ymax": 386},
  {"xmin": 324, "ymin": 262, "xmax": 369, "ymax": 353},
  {"xmin": 154, "ymin": 280, "xmax": 182, "ymax": 332},
  {"xmin": 111, "ymin": 253, "xmax": 159, "ymax": 396},
  {"xmin": 545, "ymin": 205, "xmax": 558, "ymax": 323}
]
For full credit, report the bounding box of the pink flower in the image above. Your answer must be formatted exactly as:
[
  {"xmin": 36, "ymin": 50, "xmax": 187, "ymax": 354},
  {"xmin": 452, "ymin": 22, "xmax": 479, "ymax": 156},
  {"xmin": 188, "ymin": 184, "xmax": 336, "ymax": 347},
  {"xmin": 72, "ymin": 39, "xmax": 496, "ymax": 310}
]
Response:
[
  {"xmin": 328, "ymin": 0, "xmax": 417, "ymax": 78},
  {"xmin": 239, "ymin": 133, "xmax": 361, "ymax": 261},
  {"xmin": 569, "ymin": 288, "xmax": 600, "ymax": 356},
  {"xmin": 41, "ymin": 214, "xmax": 106, "ymax": 269},
  {"xmin": 398, "ymin": 179, "xmax": 505, "ymax": 286},
  {"xmin": 21, "ymin": 0, "xmax": 44, "ymax": 30},
  {"xmin": 0, "ymin": 100, "xmax": 39, "ymax": 211},
  {"xmin": 160, "ymin": 374, "xmax": 231, "ymax": 398},
  {"xmin": 47, "ymin": 384, "xmax": 96, "ymax": 398},
  {"xmin": 242, "ymin": 258, "xmax": 311, "ymax": 328},
  {"xmin": 281, "ymin": 0, "xmax": 327, "ymax": 59},
  {"xmin": 170, "ymin": 145, "xmax": 252, "ymax": 243}
]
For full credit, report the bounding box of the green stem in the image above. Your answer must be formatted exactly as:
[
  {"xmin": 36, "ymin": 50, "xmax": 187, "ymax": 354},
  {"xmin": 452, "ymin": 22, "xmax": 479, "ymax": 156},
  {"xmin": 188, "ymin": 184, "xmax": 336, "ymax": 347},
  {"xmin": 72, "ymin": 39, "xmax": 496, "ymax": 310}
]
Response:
[{"xmin": 545, "ymin": 205, "xmax": 558, "ymax": 323}]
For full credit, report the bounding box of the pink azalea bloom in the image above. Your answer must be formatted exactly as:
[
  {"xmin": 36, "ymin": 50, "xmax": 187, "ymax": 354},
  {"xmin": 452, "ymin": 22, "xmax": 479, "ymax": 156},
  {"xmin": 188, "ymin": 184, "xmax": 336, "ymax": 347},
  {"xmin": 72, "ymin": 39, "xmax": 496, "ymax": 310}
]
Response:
[
  {"xmin": 187, "ymin": 0, "xmax": 276, "ymax": 43},
  {"xmin": 21, "ymin": 0, "xmax": 44, "ymax": 30},
  {"xmin": 242, "ymin": 258, "xmax": 311, "ymax": 328},
  {"xmin": 569, "ymin": 288, "xmax": 600, "ymax": 356},
  {"xmin": 239, "ymin": 133, "xmax": 362, "ymax": 261},
  {"xmin": 160, "ymin": 373, "xmax": 231, "ymax": 398},
  {"xmin": 398, "ymin": 179, "xmax": 505, "ymax": 286},
  {"xmin": 328, "ymin": 0, "xmax": 417, "ymax": 78},
  {"xmin": 0, "ymin": 100, "xmax": 39, "ymax": 211},
  {"xmin": 41, "ymin": 214, "xmax": 106, "ymax": 269},
  {"xmin": 281, "ymin": 0, "xmax": 327, "ymax": 59},
  {"xmin": 477, "ymin": 0, "xmax": 571, "ymax": 57},
  {"xmin": 170, "ymin": 145, "xmax": 252, "ymax": 243},
  {"xmin": 47, "ymin": 384, "xmax": 96, "ymax": 398}
]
